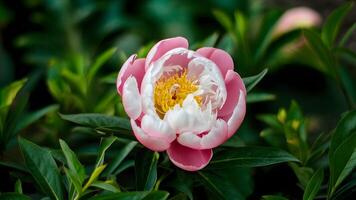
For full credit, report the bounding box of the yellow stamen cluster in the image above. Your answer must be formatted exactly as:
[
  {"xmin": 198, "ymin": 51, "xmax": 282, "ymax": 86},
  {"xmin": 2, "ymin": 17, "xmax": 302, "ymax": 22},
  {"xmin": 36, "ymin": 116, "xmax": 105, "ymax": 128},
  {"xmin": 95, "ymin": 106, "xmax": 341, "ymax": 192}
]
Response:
[{"xmin": 154, "ymin": 70, "xmax": 201, "ymax": 116}]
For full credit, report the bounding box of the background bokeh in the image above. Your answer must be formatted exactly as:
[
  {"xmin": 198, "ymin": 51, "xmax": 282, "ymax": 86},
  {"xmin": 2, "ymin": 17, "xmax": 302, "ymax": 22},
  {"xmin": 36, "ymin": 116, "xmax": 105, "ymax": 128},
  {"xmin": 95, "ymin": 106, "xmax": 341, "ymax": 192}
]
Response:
[{"xmin": 0, "ymin": 0, "xmax": 355, "ymax": 199}]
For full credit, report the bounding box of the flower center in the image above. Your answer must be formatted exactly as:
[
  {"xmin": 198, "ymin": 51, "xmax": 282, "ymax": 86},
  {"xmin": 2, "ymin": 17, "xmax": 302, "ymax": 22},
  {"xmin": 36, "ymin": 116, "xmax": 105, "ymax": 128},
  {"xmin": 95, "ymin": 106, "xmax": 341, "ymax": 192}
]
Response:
[{"xmin": 154, "ymin": 69, "xmax": 202, "ymax": 116}]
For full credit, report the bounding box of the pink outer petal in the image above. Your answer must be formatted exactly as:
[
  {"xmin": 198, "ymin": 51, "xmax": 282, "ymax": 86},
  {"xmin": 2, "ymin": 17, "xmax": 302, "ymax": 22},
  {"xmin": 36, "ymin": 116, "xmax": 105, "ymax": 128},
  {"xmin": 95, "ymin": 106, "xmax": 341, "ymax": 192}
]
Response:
[
  {"xmin": 117, "ymin": 55, "xmax": 146, "ymax": 95},
  {"xmin": 218, "ymin": 70, "xmax": 246, "ymax": 117},
  {"xmin": 196, "ymin": 47, "xmax": 234, "ymax": 77},
  {"xmin": 122, "ymin": 77, "xmax": 142, "ymax": 120},
  {"xmin": 167, "ymin": 141, "xmax": 213, "ymax": 171},
  {"xmin": 222, "ymin": 90, "xmax": 246, "ymax": 138},
  {"xmin": 177, "ymin": 119, "xmax": 228, "ymax": 150},
  {"xmin": 131, "ymin": 119, "xmax": 171, "ymax": 152},
  {"xmin": 145, "ymin": 37, "xmax": 189, "ymax": 71}
]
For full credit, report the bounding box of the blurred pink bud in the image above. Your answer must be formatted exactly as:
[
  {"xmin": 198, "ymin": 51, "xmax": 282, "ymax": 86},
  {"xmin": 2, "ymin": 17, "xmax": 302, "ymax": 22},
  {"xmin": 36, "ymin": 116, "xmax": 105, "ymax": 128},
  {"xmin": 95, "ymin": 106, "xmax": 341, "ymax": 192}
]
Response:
[{"xmin": 274, "ymin": 7, "xmax": 322, "ymax": 36}]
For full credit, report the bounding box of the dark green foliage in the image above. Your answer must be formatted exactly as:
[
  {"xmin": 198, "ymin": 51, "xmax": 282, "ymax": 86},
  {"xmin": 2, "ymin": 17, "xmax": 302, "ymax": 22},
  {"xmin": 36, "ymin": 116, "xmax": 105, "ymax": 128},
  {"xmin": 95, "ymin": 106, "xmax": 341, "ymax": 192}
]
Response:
[{"xmin": 0, "ymin": 1, "xmax": 355, "ymax": 200}]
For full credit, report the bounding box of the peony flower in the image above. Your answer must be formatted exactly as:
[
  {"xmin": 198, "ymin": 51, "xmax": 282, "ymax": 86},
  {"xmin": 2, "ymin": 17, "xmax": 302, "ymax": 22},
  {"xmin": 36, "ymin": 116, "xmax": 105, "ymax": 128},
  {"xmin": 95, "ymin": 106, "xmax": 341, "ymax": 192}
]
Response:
[
  {"xmin": 116, "ymin": 37, "xmax": 246, "ymax": 171},
  {"xmin": 273, "ymin": 7, "xmax": 321, "ymax": 37}
]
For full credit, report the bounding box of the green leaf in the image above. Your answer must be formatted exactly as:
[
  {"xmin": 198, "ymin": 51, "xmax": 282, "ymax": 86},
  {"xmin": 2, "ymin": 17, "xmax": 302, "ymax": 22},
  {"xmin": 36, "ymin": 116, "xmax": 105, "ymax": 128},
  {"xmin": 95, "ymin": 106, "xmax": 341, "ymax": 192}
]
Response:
[
  {"xmin": 329, "ymin": 110, "xmax": 356, "ymax": 196},
  {"xmin": 286, "ymin": 100, "xmax": 303, "ymax": 121},
  {"xmin": 88, "ymin": 126, "xmax": 135, "ymax": 140},
  {"xmin": 230, "ymin": 10, "xmax": 252, "ymax": 69},
  {"xmin": 329, "ymin": 133, "xmax": 356, "ymax": 195},
  {"xmin": 331, "ymin": 175, "xmax": 356, "ymax": 200},
  {"xmin": 59, "ymin": 113, "xmax": 131, "ymax": 130},
  {"xmin": 168, "ymin": 193, "xmax": 188, "ymax": 200},
  {"xmin": 142, "ymin": 191, "xmax": 169, "ymax": 200},
  {"xmin": 0, "ymin": 193, "xmax": 31, "ymax": 200},
  {"xmin": 338, "ymin": 66, "xmax": 356, "ymax": 106},
  {"xmin": 197, "ymin": 171, "xmax": 231, "ymax": 200},
  {"xmin": 1, "ymin": 84, "xmax": 29, "ymax": 150},
  {"xmin": 64, "ymin": 167, "xmax": 83, "ymax": 194},
  {"xmin": 307, "ymin": 132, "xmax": 330, "ymax": 165},
  {"xmin": 321, "ymin": 2, "xmax": 353, "ymax": 48},
  {"xmin": 59, "ymin": 139, "xmax": 86, "ymax": 194},
  {"xmin": 264, "ymin": 29, "xmax": 302, "ymax": 63},
  {"xmin": 135, "ymin": 150, "xmax": 159, "ymax": 191},
  {"xmin": 192, "ymin": 33, "xmax": 219, "ymax": 49},
  {"xmin": 0, "ymin": 161, "xmax": 28, "ymax": 173},
  {"xmin": 198, "ymin": 170, "xmax": 245, "ymax": 200},
  {"xmin": 88, "ymin": 191, "xmax": 169, "ymax": 200},
  {"xmin": 59, "ymin": 139, "xmax": 86, "ymax": 180},
  {"xmin": 234, "ymin": 11, "xmax": 247, "ymax": 38},
  {"xmin": 91, "ymin": 180, "xmax": 120, "ymax": 193},
  {"xmin": 289, "ymin": 163, "xmax": 314, "ymax": 188},
  {"xmin": 258, "ymin": 114, "xmax": 283, "ymax": 130},
  {"xmin": 213, "ymin": 10, "xmax": 233, "ymax": 32},
  {"xmin": 113, "ymin": 160, "xmax": 135, "ymax": 175},
  {"xmin": 335, "ymin": 47, "xmax": 356, "ymax": 66},
  {"xmin": 168, "ymin": 171, "xmax": 194, "ymax": 200},
  {"xmin": 88, "ymin": 47, "xmax": 117, "ymax": 84},
  {"xmin": 100, "ymin": 72, "xmax": 117, "ymax": 84},
  {"xmin": 243, "ymin": 69, "xmax": 268, "ymax": 93},
  {"xmin": 221, "ymin": 134, "xmax": 245, "ymax": 148},
  {"xmin": 303, "ymin": 168, "xmax": 324, "ymax": 200},
  {"xmin": 83, "ymin": 164, "xmax": 107, "ymax": 192},
  {"xmin": 303, "ymin": 29, "xmax": 336, "ymax": 77},
  {"xmin": 207, "ymin": 146, "xmax": 299, "ymax": 169},
  {"xmin": 254, "ymin": 10, "xmax": 283, "ymax": 62},
  {"xmin": 137, "ymin": 42, "xmax": 155, "ymax": 58},
  {"xmin": 247, "ymin": 92, "xmax": 276, "ymax": 103},
  {"xmin": 216, "ymin": 34, "xmax": 234, "ymax": 54},
  {"xmin": 18, "ymin": 137, "xmax": 63, "ymax": 200},
  {"xmin": 104, "ymin": 141, "xmax": 137, "ymax": 176},
  {"xmin": 61, "ymin": 68, "xmax": 86, "ymax": 96},
  {"xmin": 262, "ymin": 195, "xmax": 289, "ymax": 200},
  {"xmin": 284, "ymin": 122, "xmax": 309, "ymax": 164},
  {"xmin": 50, "ymin": 149, "xmax": 67, "ymax": 164},
  {"xmin": 94, "ymin": 91, "xmax": 117, "ymax": 114},
  {"xmin": 339, "ymin": 22, "xmax": 356, "ymax": 47},
  {"xmin": 96, "ymin": 136, "xmax": 117, "ymax": 168},
  {"xmin": 14, "ymin": 179, "xmax": 22, "ymax": 194},
  {"xmin": 15, "ymin": 104, "xmax": 59, "ymax": 133},
  {"xmin": 260, "ymin": 128, "xmax": 285, "ymax": 148},
  {"xmin": 0, "ymin": 79, "xmax": 27, "ymax": 107}
]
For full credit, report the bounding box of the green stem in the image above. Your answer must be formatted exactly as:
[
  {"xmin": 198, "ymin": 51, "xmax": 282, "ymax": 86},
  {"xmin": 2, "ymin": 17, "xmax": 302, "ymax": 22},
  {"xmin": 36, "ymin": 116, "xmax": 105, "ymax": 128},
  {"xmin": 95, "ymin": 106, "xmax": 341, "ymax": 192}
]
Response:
[
  {"xmin": 335, "ymin": 64, "xmax": 355, "ymax": 110},
  {"xmin": 339, "ymin": 81, "xmax": 354, "ymax": 109},
  {"xmin": 153, "ymin": 171, "xmax": 170, "ymax": 191}
]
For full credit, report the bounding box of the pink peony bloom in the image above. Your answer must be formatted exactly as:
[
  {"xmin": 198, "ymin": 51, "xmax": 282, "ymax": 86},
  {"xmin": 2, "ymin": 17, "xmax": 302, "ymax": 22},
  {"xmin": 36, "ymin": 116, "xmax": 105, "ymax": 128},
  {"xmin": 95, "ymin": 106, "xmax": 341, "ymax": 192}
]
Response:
[
  {"xmin": 116, "ymin": 37, "xmax": 246, "ymax": 171},
  {"xmin": 273, "ymin": 7, "xmax": 321, "ymax": 37}
]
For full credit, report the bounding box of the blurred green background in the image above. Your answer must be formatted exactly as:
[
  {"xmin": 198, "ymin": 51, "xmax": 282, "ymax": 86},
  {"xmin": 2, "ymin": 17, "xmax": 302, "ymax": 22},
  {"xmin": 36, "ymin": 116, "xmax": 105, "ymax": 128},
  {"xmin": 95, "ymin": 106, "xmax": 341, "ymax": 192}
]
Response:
[
  {"xmin": 1, "ymin": 0, "xmax": 353, "ymax": 118},
  {"xmin": 0, "ymin": 0, "xmax": 355, "ymax": 199}
]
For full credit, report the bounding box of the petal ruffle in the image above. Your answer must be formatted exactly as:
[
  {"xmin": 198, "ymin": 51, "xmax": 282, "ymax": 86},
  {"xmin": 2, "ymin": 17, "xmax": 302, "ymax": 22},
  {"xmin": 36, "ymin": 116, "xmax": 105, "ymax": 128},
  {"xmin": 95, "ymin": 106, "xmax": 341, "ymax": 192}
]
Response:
[
  {"xmin": 141, "ymin": 114, "xmax": 176, "ymax": 143},
  {"xmin": 145, "ymin": 37, "xmax": 189, "ymax": 70},
  {"xmin": 131, "ymin": 119, "xmax": 171, "ymax": 152},
  {"xmin": 218, "ymin": 70, "xmax": 246, "ymax": 117},
  {"xmin": 117, "ymin": 55, "xmax": 145, "ymax": 95},
  {"xmin": 167, "ymin": 141, "xmax": 213, "ymax": 171},
  {"xmin": 177, "ymin": 119, "xmax": 228, "ymax": 150},
  {"xmin": 196, "ymin": 47, "xmax": 233, "ymax": 78},
  {"xmin": 164, "ymin": 95, "xmax": 215, "ymax": 134},
  {"xmin": 122, "ymin": 77, "xmax": 142, "ymax": 120},
  {"xmin": 223, "ymin": 90, "xmax": 246, "ymax": 138}
]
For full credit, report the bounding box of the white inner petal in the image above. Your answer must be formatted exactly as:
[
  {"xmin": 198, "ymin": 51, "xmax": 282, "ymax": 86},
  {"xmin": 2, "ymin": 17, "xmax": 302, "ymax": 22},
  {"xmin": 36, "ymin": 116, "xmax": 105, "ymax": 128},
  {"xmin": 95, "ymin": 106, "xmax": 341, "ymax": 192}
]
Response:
[
  {"xmin": 140, "ymin": 47, "xmax": 227, "ymax": 133},
  {"xmin": 187, "ymin": 57, "xmax": 227, "ymax": 111},
  {"xmin": 164, "ymin": 94, "xmax": 216, "ymax": 133}
]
